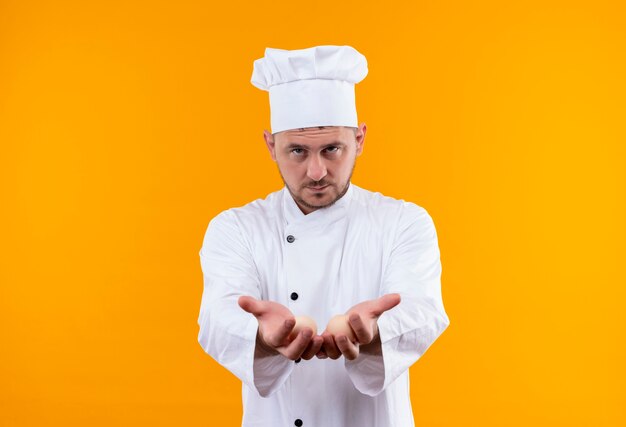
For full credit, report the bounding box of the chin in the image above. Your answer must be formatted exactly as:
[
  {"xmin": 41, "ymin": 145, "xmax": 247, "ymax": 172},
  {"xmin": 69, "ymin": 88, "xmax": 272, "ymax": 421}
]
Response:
[{"xmin": 304, "ymin": 192, "xmax": 337, "ymax": 208}]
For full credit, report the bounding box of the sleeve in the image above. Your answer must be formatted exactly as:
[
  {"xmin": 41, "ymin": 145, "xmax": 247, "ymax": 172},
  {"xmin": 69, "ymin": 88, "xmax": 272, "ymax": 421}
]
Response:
[
  {"xmin": 345, "ymin": 203, "xmax": 450, "ymax": 396},
  {"xmin": 197, "ymin": 210, "xmax": 294, "ymax": 397}
]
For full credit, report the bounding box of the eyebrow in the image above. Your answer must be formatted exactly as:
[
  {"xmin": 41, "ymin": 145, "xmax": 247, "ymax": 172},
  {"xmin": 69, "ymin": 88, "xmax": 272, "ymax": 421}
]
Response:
[{"xmin": 285, "ymin": 141, "xmax": 347, "ymax": 149}]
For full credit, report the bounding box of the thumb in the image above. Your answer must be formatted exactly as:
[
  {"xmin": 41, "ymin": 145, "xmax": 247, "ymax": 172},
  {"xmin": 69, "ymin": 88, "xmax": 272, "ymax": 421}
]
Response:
[
  {"xmin": 371, "ymin": 293, "xmax": 401, "ymax": 317},
  {"xmin": 238, "ymin": 295, "xmax": 265, "ymax": 317}
]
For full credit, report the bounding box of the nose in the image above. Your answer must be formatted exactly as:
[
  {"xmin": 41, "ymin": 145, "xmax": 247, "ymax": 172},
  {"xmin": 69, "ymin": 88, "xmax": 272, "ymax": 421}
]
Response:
[{"xmin": 306, "ymin": 153, "xmax": 327, "ymax": 182}]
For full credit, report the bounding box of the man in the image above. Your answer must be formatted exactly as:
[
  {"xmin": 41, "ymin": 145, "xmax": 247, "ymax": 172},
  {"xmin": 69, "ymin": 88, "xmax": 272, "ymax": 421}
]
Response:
[{"xmin": 197, "ymin": 45, "xmax": 450, "ymax": 427}]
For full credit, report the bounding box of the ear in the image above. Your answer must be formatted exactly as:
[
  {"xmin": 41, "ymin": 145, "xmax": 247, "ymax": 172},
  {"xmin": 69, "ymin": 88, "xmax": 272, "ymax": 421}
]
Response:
[
  {"xmin": 355, "ymin": 122, "xmax": 367, "ymax": 156},
  {"xmin": 263, "ymin": 129, "xmax": 277, "ymax": 161}
]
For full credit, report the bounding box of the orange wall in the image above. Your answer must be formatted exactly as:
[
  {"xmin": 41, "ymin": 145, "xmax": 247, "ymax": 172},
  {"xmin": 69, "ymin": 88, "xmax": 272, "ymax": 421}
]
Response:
[{"xmin": 1, "ymin": 0, "xmax": 625, "ymax": 425}]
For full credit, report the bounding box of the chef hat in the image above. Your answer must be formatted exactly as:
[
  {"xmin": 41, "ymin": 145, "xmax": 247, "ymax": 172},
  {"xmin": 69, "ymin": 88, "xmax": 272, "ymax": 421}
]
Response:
[{"xmin": 251, "ymin": 45, "xmax": 368, "ymax": 134}]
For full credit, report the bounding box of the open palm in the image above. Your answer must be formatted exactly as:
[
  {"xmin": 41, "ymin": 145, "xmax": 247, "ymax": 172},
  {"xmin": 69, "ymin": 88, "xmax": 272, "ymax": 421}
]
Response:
[{"xmin": 239, "ymin": 296, "xmax": 323, "ymax": 360}]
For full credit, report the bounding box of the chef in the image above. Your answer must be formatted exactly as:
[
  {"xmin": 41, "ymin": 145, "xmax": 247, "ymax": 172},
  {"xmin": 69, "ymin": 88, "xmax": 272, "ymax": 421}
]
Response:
[{"xmin": 197, "ymin": 45, "xmax": 450, "ymax": 427}]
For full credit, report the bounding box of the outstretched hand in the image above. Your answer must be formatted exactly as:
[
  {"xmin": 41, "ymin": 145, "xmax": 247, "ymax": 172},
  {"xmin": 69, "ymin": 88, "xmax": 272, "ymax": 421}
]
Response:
[
  {"xmin": 238, "ymin": 296, "xmax": 323, "ymax": 361},
  {"xmin": 321, "ymin": 293, "xmax": 401, "ymax": 361}
]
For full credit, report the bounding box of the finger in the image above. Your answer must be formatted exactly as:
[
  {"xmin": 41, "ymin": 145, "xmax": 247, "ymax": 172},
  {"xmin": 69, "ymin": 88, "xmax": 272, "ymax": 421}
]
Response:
[
  {"xmin": 322, "ymin": 332, "xmax": 342, "ymax": 360},
  {"xmin": 266, "ymin": 317, "xmax": 296, "ymax": 347},
  {"xmin": 316, "ymin": 349, "xmax": 328, "ymax": 359},
  {"xmin": 336, "ymin": 335, "xmax": 360, "ymax": 361},
  {"xmin": 370, "ymin": 293, "xmax": 401, "ymax": 317},
  {"xmin": 300, "ymin": 336, "xmax": 324, "ymax": 360},
  {"xmin": 348, "ymin": 313, "xmax": 373, "ymax": 344},
  {"xmin": 281, "ymin": 328, "xmax": 314, "ymax": 360},
  {"xmin": 238, "ymin": 296, "xmax": 264, "ymax": 316}
]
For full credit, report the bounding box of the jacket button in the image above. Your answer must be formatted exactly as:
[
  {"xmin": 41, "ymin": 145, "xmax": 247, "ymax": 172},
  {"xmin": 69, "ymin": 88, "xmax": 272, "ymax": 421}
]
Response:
[
  {"xmin": 290, "ymin": 292, "xmax": 299, "ymax": 301},
  {"xmin": 295, "ymin": 358, "xmax": 301, "ymax": 363},
  {"xmin": 286, "ymin": 235, "xmax": 295, "ymax": 243},
  {"xmin": 294, "ymin": 419, "xmax": 303, "ymax": 427}
]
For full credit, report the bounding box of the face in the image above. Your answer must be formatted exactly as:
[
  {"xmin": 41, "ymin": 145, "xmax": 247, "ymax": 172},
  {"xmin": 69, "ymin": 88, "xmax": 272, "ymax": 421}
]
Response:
[{"xmin": 264, "ymin": 124, "xmax": 367, "ymax": 214}]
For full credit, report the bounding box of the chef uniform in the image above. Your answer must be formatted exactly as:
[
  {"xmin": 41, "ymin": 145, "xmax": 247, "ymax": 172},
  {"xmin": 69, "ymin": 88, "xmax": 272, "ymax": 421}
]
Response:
[{"xmin": 197, "ymin": 45, "xmax": 450, "ymax": 427}]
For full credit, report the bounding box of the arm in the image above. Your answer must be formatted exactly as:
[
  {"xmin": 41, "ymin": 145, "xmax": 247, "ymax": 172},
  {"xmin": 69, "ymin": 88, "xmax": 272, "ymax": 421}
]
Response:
[
  {"xmin": 197, "ymin": 210, "xmax": 296, "ymax": 397},
  {"xmin": 343, "ymin": 204, "xmax": 450, "ymax": 396}
]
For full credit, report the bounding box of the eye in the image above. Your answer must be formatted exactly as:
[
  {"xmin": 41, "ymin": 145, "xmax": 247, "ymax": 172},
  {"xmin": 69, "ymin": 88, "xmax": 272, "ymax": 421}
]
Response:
[
  {"xmin": 291, "ymin": 148, "xmax": 304, "ymax": 155},
  {"xmin": 325, "ymin": 146, "xmax": 339, "ymax": 153}
]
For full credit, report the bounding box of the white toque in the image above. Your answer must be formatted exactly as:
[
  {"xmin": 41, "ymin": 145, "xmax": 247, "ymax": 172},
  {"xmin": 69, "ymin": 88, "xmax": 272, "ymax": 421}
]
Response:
[{"xmin": 251, "ymin": 45, "xmax": 368, "ymax": 134}]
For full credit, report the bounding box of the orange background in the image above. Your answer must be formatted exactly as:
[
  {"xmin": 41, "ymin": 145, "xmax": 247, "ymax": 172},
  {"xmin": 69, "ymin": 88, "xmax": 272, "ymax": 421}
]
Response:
[{"xmin": 1, "ymin": 0, "xmax": 625, "ymax": 425}]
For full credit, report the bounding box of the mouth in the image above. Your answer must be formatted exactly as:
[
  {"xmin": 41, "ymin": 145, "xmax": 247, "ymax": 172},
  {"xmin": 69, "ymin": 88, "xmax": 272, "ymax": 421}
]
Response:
[{"xmin": 306, "ymin": 184, "xmax": 329, "ymax": 191}]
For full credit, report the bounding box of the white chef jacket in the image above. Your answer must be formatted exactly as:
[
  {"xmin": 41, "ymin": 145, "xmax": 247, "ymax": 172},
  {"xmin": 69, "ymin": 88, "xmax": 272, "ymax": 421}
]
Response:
[{"xmin": 197, "ymin": 182, "xmax": 450, "ymax": 427}]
